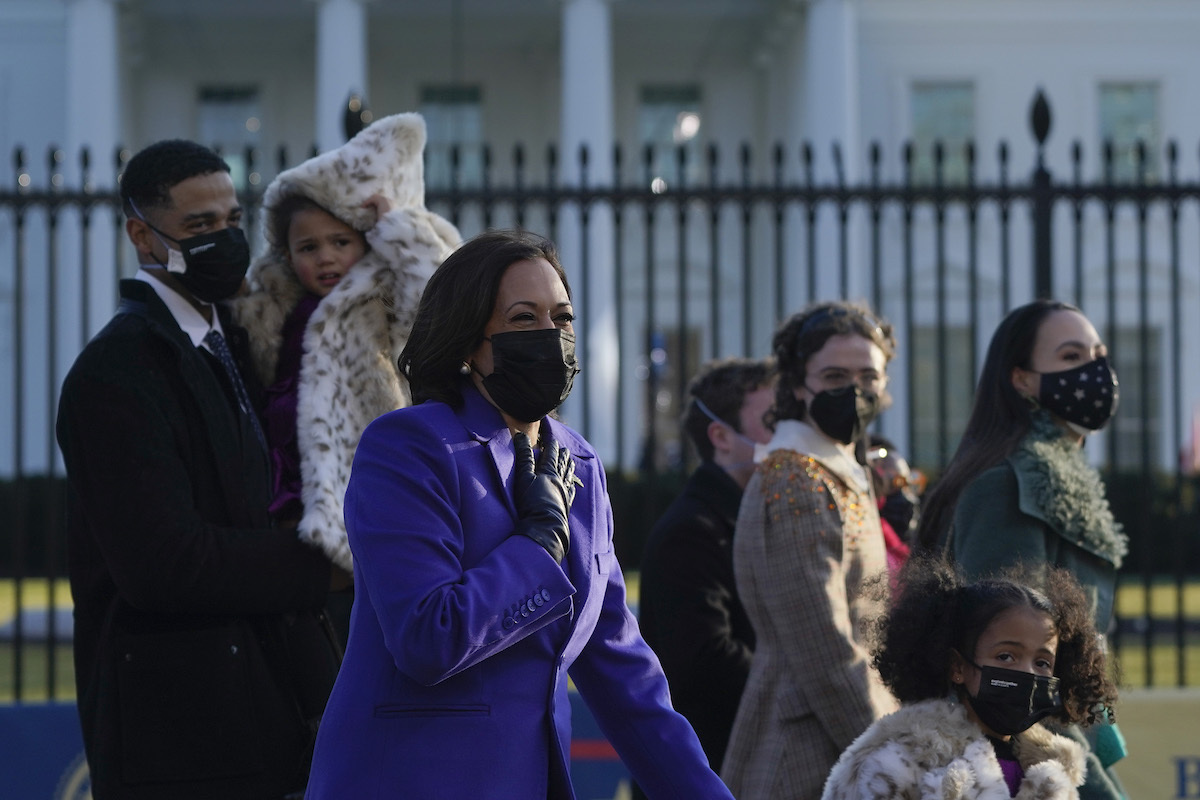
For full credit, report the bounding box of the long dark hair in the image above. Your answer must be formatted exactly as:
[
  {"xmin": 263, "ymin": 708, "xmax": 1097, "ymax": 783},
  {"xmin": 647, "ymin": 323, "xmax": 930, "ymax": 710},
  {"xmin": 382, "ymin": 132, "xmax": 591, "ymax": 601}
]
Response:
[
  {"xmin": 915, "ymin": 299, "xmax": 1080, "ymax": 551},
  {"xmin": 766, "ymin": 300, "xmax": 896, "ymax": 430},
  {"xmin": 398, "ymin": 229, "xmax": 571, "ymax": 407},
  {"xmin": 873, "ymin": 556, "xmax": 1117, "ymax": 726}
]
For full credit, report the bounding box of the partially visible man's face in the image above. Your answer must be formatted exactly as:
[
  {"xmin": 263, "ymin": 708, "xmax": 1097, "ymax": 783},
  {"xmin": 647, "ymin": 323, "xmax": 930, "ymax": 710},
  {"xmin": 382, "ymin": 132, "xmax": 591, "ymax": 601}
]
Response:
[
  {"xmin": 723, "ymin": 385, "xmax": 774, "ymax": 489},
  {"xmin": 737, "ymin": 386, "xmax": 775, "ymax": 446},
  {"xmin": 130, "ymin": 171, "xmax": 242, "ymax": 264}
]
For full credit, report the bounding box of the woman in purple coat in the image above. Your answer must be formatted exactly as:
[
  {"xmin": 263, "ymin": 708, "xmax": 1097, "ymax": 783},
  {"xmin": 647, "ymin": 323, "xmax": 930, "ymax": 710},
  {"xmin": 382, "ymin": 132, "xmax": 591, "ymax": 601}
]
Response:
[{"xmin": 306, "ymin": 229, "xmax": 732, "ymax": 800}]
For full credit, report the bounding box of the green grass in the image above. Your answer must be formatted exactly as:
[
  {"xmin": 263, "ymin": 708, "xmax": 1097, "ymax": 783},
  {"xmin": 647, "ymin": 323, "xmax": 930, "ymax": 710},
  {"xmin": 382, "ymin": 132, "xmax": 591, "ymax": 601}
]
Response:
[
  {"xmin": 1112, "ymin": 578, "xmax": 1200, "ymax": 688},
  {"xmin": 0, "ymin": 578, "xmax": 76, "ymax": 702},
  {"xmin": 0, "ymin": 643, "xmax": 75, "ymax": 702},
  {"xmin": 2, "ymin": 576, "xmax": 1198, "ymax": 702}
]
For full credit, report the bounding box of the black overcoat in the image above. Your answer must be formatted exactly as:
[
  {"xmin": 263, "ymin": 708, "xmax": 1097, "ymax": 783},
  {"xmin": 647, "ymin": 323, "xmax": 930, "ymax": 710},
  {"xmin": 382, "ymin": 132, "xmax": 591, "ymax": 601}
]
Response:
[
  {"xmin": 638, "ymin": 460, "xmax": 756, "ymax": 771},
  {"xmin": 57, "ymin": 279, "xmax": 338, "ymax": 800}
]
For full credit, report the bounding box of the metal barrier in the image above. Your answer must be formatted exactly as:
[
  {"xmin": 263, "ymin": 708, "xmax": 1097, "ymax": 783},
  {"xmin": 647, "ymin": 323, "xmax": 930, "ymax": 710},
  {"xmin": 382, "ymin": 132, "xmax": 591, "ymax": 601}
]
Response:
[{"xmin": 2, "ymin": 91, "xmax": 1198, "ymax": 698}]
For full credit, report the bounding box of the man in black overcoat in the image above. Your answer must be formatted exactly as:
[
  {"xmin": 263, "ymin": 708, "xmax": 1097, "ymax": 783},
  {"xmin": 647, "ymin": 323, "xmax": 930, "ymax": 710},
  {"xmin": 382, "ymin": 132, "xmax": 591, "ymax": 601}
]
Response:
[
  {"xmin": 56, "ymin": 140, "xmax": 349, "ymax": 800},
  {"xmin": 638, "ymin": 357, "xmax": 775, "ymax": 772}
]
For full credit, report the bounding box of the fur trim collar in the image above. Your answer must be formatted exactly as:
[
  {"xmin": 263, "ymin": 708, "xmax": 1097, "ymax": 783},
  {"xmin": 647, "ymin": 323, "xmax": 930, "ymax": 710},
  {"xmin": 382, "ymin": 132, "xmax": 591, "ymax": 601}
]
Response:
[
  {"xmin": 822, "ymin": 699, "xmax": 1085, "ymax": 800},
  {"xmin": 758, "ymin": 419, "xmax": 870, "ymax": 492},
  {"xmin": 1009, "ymin": 411, "xmax": 1127, "ymax": 567}
]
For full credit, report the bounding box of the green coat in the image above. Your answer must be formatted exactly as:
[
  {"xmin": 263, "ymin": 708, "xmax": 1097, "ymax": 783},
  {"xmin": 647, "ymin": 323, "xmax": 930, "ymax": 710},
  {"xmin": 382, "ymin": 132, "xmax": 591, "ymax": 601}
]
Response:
[
  {"xmin": 942, "ymin": 428, "xmax": 1128, "ymax": 800},
  {"xmin": 946, "ymin": 459, "xmax": 1118, "ymax": 632}
]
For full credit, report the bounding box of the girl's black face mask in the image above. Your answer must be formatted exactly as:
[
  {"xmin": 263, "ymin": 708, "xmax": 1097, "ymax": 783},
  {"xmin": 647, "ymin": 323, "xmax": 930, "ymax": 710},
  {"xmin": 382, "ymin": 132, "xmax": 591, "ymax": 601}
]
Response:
[
  {"xmin": 965, "ymin": 662, "xmax": 1062, "ymax": 736},
  {"xmin": 481, "ymin": 329, "xmax": 580, "ymax": 423}
]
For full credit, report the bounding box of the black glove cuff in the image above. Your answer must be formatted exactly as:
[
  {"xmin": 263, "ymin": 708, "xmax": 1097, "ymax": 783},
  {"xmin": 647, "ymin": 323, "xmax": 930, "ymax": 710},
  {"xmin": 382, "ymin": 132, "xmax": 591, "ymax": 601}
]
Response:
[{"xmin": 513, "ymin": 521, "xmax": 567, "ymax": 564}]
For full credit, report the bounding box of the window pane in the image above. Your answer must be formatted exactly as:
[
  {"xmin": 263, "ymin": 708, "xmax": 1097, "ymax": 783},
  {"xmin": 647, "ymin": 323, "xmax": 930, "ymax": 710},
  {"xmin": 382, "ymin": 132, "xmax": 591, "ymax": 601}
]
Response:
[
  {"xmin": 197, "ymin": 86, "xmax": 261, "ymax": 190},
  {"xmin": 910, "ymin": 82, "xmax": 974, "ymax": 185},
  {"xmin": 1111, "ymin": 325, "xmax": 1161, "ymax": 469},
  {"xmin": 420, "ymin": 85, "xmax": 483, "ymax": 189},
  {"xmin": 1099, "ymin": 82, "xmax": 1160, "ymax": 182},
  {"xmin": 637, "ymin": 85, "xmax": 702, "ymax": 189},
  {"xmin": 910, "ymin": 324, "xmax": 975, "ymax": 469}
]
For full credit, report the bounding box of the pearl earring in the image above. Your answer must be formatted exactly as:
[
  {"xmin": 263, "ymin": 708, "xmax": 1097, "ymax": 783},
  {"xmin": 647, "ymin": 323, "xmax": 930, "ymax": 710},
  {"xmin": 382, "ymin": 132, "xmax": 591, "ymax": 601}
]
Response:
[{"xmin": 459, "ymin": 361, "xmax": 471, "ymax": 376}]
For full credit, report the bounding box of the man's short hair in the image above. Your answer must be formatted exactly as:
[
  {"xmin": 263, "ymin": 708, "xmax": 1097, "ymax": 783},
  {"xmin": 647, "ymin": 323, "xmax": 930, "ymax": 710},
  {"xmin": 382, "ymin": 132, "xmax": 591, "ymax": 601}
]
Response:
[
  {"xmin": 119, "ymin": 139, "xmax": 230, "ymax": 219},
  {"xmin": 682, "ymin": 357, "xmax": 775, "ymax": 462}
]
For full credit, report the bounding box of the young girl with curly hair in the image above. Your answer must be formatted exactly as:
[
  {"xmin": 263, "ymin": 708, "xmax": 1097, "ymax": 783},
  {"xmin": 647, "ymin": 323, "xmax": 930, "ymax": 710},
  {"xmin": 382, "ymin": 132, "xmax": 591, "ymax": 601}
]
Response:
[{"xmin": 822, "ymin": 557, "xmax": 1118, "ymax": 800}]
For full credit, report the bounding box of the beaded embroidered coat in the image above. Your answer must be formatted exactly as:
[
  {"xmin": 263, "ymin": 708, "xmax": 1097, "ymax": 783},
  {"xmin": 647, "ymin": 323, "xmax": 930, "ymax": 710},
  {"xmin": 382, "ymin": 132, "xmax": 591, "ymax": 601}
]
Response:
[{"xmin": 723, "ymin": 420, "xmax": 897, "ymax": 800}]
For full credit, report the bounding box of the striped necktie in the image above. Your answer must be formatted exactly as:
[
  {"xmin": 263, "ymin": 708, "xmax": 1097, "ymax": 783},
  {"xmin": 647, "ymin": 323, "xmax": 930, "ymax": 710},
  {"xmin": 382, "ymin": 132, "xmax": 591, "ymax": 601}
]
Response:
[{"xmin": 203, "ymin": 328, "xmax": 267, "ymax": 452}]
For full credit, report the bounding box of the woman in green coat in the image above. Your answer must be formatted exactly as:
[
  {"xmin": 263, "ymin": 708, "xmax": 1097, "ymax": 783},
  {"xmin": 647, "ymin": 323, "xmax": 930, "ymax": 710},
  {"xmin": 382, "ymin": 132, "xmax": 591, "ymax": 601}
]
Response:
[{"xmin": 917, "ymin": 299, "xmax": 1128, "ymax": 800}]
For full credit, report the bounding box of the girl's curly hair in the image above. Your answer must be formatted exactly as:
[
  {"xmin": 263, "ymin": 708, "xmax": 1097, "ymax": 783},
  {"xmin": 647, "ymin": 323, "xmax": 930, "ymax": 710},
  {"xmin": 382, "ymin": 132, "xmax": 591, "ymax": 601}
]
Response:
[{"xmin": 871, "ymin": 555, "xmax": 1118, "ymax": 726}]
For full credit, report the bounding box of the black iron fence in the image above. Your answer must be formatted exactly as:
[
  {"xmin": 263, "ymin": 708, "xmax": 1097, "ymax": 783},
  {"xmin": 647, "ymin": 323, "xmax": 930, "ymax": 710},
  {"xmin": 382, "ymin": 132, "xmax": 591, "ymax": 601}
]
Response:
[{"xmin": 2, "ymin": 92, "xmax": 1198, "ymax": 699}]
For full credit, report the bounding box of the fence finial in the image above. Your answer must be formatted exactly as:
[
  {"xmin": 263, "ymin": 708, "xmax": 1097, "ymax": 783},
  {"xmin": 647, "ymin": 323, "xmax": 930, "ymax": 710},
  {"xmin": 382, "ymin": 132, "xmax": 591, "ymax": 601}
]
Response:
[{"xmin": 1030, "ymin": 89, "xmax": 1052, "ymax": 148}]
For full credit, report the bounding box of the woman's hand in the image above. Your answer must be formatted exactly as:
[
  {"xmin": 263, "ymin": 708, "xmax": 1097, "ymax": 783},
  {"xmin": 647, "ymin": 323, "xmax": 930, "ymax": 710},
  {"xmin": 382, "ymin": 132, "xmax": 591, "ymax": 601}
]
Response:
[{"xmin": 510, "ymin": 431, "xmax": 576, "ymax": 563}]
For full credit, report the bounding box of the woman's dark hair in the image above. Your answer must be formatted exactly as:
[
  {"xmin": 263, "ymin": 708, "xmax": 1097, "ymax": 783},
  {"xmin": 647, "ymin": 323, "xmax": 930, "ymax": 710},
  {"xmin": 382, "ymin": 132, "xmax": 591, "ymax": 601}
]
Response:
[
  {"xmin": 398, "ymin": 229, "xmax": 570, "ymax": 407},
  {"xmin": 766, "ymin": 300, "xmax": 896, "ymax": 430},
  {"xmin": 915, "ymin": 299, "xmax": 1081, "ymax": 551},
  {"xmin": 872, "ymin": 555, "xmax": 1117, "ymax": 726}
]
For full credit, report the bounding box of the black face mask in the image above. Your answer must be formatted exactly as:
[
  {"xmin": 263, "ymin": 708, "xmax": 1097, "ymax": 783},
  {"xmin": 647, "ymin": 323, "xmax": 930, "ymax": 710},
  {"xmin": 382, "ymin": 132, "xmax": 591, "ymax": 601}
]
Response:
[
  {"xmin": 965, "ymin": 662, "xmax": 1062, "ymax": 736},
  {"xmin": 140, "ymin": 212, "xmax": 251, "ymax": 304},
  {"xmin": 807, "ymin": 386, "xmax": 881, "ymax": 445},
  {"xmin": 1037, "ymin": 356, "xmax": 1119, "ymax": 432},
  {"xmin": 481, "ymin": 329, "xmax": 580, "ymax": 424},
  {"xmin": 880, "ymin": 491, "xmax": 916, "ymax": 535}
]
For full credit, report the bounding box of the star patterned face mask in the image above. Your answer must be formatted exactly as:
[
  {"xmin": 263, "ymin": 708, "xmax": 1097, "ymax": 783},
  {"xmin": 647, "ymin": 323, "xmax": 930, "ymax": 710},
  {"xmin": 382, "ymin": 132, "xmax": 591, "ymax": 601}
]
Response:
[{"xmin": 1037, "ymin": 356, "xmax": 1119, "ymax": 434}]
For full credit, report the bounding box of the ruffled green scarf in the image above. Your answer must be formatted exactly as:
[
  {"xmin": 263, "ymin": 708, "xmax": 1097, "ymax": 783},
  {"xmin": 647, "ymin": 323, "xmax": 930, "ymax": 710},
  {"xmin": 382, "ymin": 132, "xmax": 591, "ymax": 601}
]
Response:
[{"xmin": 1009, "ymin": 410, "xmax": 1128, "ymax": 567}]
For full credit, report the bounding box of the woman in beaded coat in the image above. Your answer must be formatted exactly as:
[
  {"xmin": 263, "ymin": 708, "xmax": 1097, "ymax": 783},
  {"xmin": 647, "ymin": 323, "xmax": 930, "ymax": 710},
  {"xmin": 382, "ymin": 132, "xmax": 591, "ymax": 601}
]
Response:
[{"xmin": 721, "ymin": 300, "xmax": 899, "ymax": 800}]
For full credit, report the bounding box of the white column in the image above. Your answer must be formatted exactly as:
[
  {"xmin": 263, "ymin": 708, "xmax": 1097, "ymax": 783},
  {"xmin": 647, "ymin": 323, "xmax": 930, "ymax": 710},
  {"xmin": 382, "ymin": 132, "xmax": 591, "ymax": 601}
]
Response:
[
  {"xmin": 802, "ymin": 0, "xmax": 859, "ymax": 184},
  {"xmin": 66, "ymin": 0, "xmax": 120, "ymax": 182},
  {"xmin": 65, "ymin": 0, "xmax": 121, "ymax": 346},
  {"xmin": 314, "ymin": 0, "xmax": 368, "ymax": 152},
  {"xmin": 800, "ymin": 0, "xmax": 865, "ymax": 305},
  {"xmin": 559, "ymin": 0, "xmax": 620, "ymax": 464}
]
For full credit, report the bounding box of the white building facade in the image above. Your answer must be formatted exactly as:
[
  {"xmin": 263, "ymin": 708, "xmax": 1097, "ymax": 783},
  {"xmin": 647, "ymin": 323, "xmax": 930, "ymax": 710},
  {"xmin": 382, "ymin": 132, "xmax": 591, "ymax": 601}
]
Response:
[{"xmin": 3, "ymin": 0, "xmax": 1200, "ymax": 473}]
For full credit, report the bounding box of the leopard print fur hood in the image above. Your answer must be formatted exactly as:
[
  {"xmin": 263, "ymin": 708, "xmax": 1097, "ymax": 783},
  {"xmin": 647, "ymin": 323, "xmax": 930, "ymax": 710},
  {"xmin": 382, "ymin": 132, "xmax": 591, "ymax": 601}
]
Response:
[
  {"xmin": 229, "ymin": 113, "xmax": 460, "ymax": 571},
  {"xmin": 822, "ymin": 698, "xmax": 1086, "ymax": 800}
]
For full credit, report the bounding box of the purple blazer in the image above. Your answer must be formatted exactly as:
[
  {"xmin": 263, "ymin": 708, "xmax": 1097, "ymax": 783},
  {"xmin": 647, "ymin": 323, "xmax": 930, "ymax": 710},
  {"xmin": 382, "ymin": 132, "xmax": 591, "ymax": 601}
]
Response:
[{"xmin": 306, "ymin": 386, "xmax": 732, "ymax": 800}]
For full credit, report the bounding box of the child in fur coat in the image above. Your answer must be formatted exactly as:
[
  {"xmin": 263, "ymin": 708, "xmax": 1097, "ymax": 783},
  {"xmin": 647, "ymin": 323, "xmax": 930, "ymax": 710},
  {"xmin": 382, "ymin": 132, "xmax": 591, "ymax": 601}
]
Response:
[
  {"xmin": 821, "ymin": 557, "xmax": 1118, "ymax": 800},
  {"xmin": 230, "ymin": 113, "xmax": 460, "ymax": 585}
]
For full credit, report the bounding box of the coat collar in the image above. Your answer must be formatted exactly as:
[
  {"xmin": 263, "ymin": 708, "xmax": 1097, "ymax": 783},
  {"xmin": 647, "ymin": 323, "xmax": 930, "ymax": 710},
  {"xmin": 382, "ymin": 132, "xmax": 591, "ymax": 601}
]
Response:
[
  {"xmin": 455, "ymin": 385, "xmax": 594, "ymax": 511},
  {"xmin": 1007, "ymin": 410, "xmax": 1127, "ymax": 566},
  {"xmin": 118, "ymin": 280, "xmax": 268, "ymax": 511},
  {"xmin": 757, "ymin": 419, "xmax": 870, "ymax": 492},
  {"xmin": 686, "ymin": 460, "xmax": 745, "ymax": 527},
  {"xmin": 457, "ymin": 384, "xmax": 518, "ymax": 512}
]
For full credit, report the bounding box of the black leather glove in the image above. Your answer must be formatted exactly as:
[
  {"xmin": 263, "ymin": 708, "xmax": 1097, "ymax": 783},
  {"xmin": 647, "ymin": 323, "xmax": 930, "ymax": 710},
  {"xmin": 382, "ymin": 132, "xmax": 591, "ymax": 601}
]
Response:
[{"xmin": 511, "ymin": 431, "xmax": 577, "ymax": 563}]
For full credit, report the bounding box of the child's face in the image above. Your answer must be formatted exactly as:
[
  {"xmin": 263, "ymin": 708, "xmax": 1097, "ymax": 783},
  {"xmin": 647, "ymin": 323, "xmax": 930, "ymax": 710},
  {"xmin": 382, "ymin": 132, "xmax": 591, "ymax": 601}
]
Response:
[
  {"xmin": 286, "ymin": 207, "xmax": 367, "ymax": 297},
  {"xmin": 954, "ymin": 605, "xmax": 1058, "ymax": 693}
]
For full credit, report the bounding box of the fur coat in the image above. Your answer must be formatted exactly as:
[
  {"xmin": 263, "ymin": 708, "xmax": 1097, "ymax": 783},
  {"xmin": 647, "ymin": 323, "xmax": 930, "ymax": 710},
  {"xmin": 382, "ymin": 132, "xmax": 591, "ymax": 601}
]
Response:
[
  {"xmin": 230, "ymin": 113, "xmax": 461, "ymax": 571},
  {"xmin": 821, "ymin": 698, "xmax": 1087, "ymax": 800}
]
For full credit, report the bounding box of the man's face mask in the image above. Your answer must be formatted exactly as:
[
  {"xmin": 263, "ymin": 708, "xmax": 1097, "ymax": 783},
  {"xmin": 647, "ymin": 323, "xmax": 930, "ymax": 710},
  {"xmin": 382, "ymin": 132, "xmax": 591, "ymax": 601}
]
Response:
[
  {"xmin": 132, "ymin": 200, "xmax": 251, "ymax": 303},
  {"xmin": 480, "ymin": 328, "xmax": 580, "ymax": 424},
  {"xmin": 694, "ymin": 398, "xmax": 760, "ymax": 448},
  {"xmin": 806, "ymin": 385, "xmax": 881, "ymax": 445},
  {"xmin": 964, "ymin": 661, "xmax": 1062, "ymax": 736}
]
